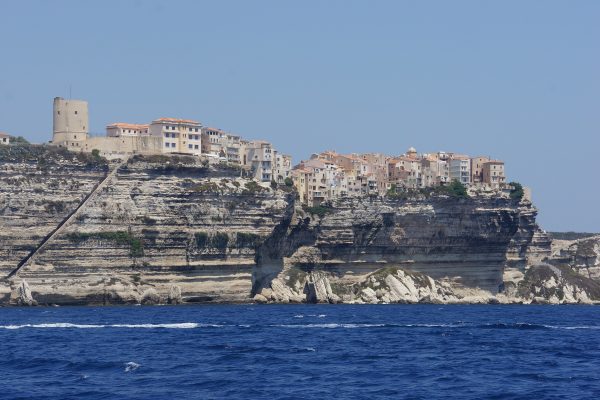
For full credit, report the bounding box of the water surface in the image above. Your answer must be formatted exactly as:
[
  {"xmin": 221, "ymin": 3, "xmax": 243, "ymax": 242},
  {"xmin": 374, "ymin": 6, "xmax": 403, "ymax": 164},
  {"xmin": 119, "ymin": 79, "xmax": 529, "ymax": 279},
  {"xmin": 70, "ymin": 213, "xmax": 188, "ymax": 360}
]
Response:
[{"xmin": 1, "ymin": 305, "xmax": 598, "ymax": 399}]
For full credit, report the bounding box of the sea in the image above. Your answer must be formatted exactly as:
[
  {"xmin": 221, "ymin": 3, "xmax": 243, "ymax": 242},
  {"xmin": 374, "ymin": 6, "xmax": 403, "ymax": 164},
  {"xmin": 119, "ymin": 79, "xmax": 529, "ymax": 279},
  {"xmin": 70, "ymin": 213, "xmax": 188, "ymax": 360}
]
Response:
[{"xmin": 0, "ymin": 304, "xmax": 598, "ymax": 400}]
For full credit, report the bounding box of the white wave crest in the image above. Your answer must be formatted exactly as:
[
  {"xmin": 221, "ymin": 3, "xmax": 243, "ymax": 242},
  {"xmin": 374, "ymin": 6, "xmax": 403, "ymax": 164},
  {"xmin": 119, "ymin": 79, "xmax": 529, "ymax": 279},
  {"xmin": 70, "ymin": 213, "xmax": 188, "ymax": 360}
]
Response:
[
  {"xmin": 124, "ymin": 362, "xmax": 140, "ymax": 372},
  {"xmin": 274, "ymin": 323, "xmax": 387, "ymax": 329},
  {"xmin": 0, "ymin": 322, "xmax": 200, "ymax": 329},
  {"xmin": 111, "ymin": 323, "xmax": 200, "ymax": 329}
]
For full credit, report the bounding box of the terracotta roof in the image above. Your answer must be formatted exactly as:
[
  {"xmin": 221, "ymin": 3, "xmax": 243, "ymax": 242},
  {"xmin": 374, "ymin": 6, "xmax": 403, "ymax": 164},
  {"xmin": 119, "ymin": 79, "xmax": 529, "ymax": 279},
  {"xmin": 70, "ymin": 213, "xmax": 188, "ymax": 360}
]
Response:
[
  {"xmin": 0, "ymin": 132, "xmax": 9, "ymax": 138},
  {"xmin": 107, "ymin": 123, "xmax": 149, "ymax": 130},
  {"xmin": 153, "ymin": 117, "xmax": 200, "ymax": 125}
]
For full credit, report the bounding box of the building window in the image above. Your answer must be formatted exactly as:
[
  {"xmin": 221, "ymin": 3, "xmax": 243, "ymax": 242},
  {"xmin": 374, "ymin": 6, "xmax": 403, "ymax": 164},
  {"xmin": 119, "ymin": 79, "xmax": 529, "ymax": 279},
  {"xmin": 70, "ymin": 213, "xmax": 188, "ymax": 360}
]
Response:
[
  {"xmin": 194, "ymin": 145, "xmax": 199, "ymax": 150},
  {"xmin": 188, "ymin": 144, "xmax": 192, "ymax": 149},
  {"xmin": 75, "ymin": 111, "xmax": 78, "ymax": 115},
  {"xmin": 165, "ymin": 143, "xmax": 169, "ymax": 148},
  {"xmin": 171, "ymin": 143, "xmax": 176, "ymax": 148}
]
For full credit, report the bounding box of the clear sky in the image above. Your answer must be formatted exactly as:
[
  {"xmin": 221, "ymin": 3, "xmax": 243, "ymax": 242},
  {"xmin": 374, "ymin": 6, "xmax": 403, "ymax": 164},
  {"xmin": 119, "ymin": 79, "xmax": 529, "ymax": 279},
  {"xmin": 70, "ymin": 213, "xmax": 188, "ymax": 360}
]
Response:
[{"xmin": 0, "ymin": 0, "xmax": 598, "ymax": 232}]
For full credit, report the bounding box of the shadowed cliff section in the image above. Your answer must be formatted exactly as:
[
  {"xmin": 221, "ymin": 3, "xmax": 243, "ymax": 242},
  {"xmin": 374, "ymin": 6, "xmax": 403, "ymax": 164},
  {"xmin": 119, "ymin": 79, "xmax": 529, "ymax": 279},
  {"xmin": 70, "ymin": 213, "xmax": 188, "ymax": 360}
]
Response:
[{"xmin": 253, "ymin": 196, "xmax": 538, "ymax": 304}]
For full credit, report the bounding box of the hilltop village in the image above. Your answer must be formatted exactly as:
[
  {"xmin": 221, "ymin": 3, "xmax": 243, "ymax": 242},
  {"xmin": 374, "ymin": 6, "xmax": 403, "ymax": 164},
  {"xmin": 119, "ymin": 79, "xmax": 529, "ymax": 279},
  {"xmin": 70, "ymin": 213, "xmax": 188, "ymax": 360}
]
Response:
[{"xmin": 1, "ymin": 97, "xmax": 510, "ymax": 206}]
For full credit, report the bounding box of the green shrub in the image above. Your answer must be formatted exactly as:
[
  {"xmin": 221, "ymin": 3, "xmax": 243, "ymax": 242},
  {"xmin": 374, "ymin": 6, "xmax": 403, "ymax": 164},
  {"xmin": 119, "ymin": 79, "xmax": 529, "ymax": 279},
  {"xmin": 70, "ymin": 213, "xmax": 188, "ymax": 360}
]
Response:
[
  {"xmin": 236, "ymin": 232, "xmax": 262, "ymax": 248},
  {"xmin": 195, "ymin": 232, "xmax": 209, "ymax": 247},
  {"xmin": 9, "ymin": 136, "xmax": 30, "ymax": 145},
  {"xmin": 242, "ymin": 181, "xmax": 267, "ymax": 195},
  {"xmin": 270, "ymin": 179, "xmax": 278, "ymax": 189},
  {"xmin": 284, "ymin": 177, "xmax": 294, "ymax": 187},
  {"xmin": 303, "ymin": 204, "xmax": 332, "ymax": 218},
  {"xmin": 65, "ymin": 230, "xmax": 143, "ymax": 257},
  {"xmin": 211, "ymin": 232, "xmax": 229, "ymax": 249},
  {"xmin": 195, "ymin": 232, "xmax": 230, "ymax": 249},
  {"xmin": 91, "ymin": 149, "xmax": 101, "ymax": 159},
  {"xmin": 140, "ymin": 215, "xmax": 157, "ymax": 225},
  {"xmin": 386, "ymin": 184, "xmax": 398, "ymax": 197},
  {"xmin": 192, "ymin": 182, "xmax": 220, "ymax": 193},
  {"xmin": 444, "ymin": 180, "xmax": 469, "ymax": 198},
  {"xmin": 509, "ymin": 181, "xmax": 524, "ymax": 200}
]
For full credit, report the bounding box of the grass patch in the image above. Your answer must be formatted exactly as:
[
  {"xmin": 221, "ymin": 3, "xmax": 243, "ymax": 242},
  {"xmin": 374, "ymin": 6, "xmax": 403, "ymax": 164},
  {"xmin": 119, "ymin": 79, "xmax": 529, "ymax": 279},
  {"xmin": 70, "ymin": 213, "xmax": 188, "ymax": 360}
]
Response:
[
  {"xmin": 302, "ymin": 204, "xmax": 332, "ymax": 218},
  {"xmin": 236, "ymin": 232, "xmax": 262, "ymax": 248},
  {"xmin": 194, "ymin": 231, "xmax": 229, "ymax": 249},
  {"xmin": 242, "ymin": 181, "xmax": 267, "ymax": 195},
  {"xmin": 191, "ymin": 182, "xmax": 220, "ymax": 193},
  {"xmin": 65, "ymin": 231, "xmax": 143, "ymax": 257}
]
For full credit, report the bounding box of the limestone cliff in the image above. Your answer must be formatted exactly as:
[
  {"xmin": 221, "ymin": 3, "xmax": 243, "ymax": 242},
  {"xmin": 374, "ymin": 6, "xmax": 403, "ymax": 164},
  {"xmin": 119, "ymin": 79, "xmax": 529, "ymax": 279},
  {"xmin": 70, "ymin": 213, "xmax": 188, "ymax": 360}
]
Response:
[{"xmin": 1, "ymin": 146, "xmax": 580, "ymax": 306}]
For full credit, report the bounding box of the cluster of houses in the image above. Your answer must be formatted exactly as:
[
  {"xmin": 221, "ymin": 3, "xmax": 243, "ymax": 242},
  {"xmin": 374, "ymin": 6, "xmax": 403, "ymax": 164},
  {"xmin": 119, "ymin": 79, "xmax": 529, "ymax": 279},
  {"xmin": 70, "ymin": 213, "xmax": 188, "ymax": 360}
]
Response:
[
  {"xmin": 3, "ymin": 97, "xmax": 509, "ymax": 205},
  {"xmin": 103, "ymin": 118, "xmax": 293, "ymax": 184},
  {"xmin": 49, "ymin": 97, "xmax": 292, "ymax": 185},
  {"xmin": 292, "ymin": 149, "xmax": 506, "ymax": 206}
]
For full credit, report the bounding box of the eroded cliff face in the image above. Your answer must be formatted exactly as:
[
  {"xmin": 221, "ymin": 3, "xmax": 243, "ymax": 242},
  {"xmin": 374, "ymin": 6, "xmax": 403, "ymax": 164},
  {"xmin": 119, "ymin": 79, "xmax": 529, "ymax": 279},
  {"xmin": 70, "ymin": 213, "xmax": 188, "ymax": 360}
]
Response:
[
  {"xmin": 0, "ymin": 146, "xmax": 108, "ymax": 280},
  {"xmin": 2, "ymin": 152, "xmax": 293, "ymax": 305},
  {"xmin": 0, "ymin": 147, "xmax": 567, "ymax": 305}
]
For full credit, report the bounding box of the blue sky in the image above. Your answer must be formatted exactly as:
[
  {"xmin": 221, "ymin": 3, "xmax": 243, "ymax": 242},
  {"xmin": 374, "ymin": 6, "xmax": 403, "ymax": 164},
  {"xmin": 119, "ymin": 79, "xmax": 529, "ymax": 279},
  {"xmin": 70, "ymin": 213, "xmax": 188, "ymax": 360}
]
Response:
[{"xmin": 0, "ymin": 0, "xmax": 598, "ymax": 232}]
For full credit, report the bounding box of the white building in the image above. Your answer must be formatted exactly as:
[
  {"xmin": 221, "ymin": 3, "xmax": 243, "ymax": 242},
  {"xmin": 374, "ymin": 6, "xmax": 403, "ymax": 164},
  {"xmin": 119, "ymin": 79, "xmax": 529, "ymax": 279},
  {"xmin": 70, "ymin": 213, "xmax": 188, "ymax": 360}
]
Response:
[
  {"xmin": 149, "ymin": 118, "xmax": 202, "ymax": 155},
  {"xmin": 201, "ymin": 127, "xmax": 227, "ymax": 156},
  {"xmin": 106, "ymin": 123, "xmax": 149, "ymax": 137},
  {"xmin": 273, "ymin": 151, "xmax": 292, "ymax": 184},
  {"xmin": 243, "ymin": 140, "xmax": 273, "ymax": 182},
  {"xmin": 449, "ymin": 156, "xmax": 471, "ymax": 185},
  {"xmin": 0, "ymin": 132, "xmax": 9, "ymax": 145}
]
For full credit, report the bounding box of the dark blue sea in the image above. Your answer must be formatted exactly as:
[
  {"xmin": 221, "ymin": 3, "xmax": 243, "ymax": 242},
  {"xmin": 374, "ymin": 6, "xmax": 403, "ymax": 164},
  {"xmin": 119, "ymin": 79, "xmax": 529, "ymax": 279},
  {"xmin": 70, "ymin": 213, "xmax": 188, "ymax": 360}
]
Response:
[{"xmin": 0, "ymin": 305, "xmax": 599, "ymax": 399}]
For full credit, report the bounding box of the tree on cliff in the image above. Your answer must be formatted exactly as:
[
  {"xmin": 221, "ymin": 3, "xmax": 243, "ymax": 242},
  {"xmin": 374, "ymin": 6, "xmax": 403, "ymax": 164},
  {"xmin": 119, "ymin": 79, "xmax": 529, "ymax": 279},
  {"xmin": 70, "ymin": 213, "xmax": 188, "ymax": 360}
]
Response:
[
  {"xmin": 446, "ymin": 180, "xmax": 468, "ymax": 198},
  {"xmin": 509, "ymin": 182, "xmax": 524, "ymax": 200}
]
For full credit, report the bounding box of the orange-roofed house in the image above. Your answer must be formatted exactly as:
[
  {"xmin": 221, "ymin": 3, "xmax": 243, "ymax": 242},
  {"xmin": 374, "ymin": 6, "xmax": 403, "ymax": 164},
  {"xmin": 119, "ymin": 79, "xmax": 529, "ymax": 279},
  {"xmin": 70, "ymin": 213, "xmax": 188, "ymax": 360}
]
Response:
[{"xmin": 106, "ymin": 123, "xmax": 150, "ymax": 137}]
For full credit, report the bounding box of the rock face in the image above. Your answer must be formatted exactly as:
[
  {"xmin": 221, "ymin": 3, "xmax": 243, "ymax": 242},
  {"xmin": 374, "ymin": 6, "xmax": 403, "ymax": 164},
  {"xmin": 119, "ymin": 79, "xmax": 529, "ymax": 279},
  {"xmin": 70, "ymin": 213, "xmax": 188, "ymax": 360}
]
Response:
[
  {"xmin": 2, "ymin": 146, "xmax": 577, "ymax": 305},
  {"xmin": 10, "ymin": 280, "xmax": 37, "ymax": 306},
  {"xmin": 0, "ymin": 145, "xmax": 107, "ymax": 281},
  {"xmin": 550, "ymin": 236, "xmax": 600, "ymax": 280},
  {"xmin": 517, "ymin": 263, "xmax": 600, "ymax": 304},
  {"xmin": 254, "ymin": 195, "xmax": 537, "ymax": 300}
]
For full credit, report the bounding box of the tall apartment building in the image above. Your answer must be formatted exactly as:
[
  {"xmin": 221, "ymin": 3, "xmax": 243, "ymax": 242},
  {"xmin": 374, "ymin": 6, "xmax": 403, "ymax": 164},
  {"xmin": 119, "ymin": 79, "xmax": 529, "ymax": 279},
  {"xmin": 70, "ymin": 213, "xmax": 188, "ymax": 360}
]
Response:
[
  {"xmin": 273, "ymin": 151, "xmax": 292, "ymax": 184},
  {"xmin": 482, "ymin": 161, "xmax": 506, "ymax": 189},
  {"xmin": 149, "ymin": 118, "xmax": 202, "ymax": 155},
  {"xmin": 470, "ymin": 156, "xmax": 490, "ymax": 184},
  {"xmin": 243, "ymin": 140, "xmax": 273, "ymax": 182},
  {"xmin": 449, "ymin": 156, "xmax": 471, "ymax": 184}
]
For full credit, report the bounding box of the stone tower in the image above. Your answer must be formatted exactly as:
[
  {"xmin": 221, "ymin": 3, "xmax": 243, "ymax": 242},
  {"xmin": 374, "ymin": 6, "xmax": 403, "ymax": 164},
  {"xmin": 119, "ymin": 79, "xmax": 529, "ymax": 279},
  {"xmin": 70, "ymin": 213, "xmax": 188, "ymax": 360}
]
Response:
[{"xmin": 52, "ymin": 97, "xmax": 89, "ymax": 148}]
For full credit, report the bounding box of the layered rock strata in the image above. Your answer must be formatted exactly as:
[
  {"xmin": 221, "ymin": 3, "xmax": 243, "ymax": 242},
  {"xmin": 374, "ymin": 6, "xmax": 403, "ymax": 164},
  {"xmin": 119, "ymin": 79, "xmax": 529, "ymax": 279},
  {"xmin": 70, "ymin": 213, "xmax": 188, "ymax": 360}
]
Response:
[{"xmin": 4, "ymin": 147, "xmax": 586, "ymax": 305}]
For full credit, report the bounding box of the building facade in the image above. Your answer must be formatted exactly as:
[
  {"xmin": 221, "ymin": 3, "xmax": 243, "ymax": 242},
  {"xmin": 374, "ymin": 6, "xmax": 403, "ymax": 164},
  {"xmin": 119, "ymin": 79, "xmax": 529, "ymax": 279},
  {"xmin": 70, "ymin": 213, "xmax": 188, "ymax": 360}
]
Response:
[
  {"xmin": 149, "ymin": 118, "xmax": 202, "ymax": 156},
  {"xmin": 449, "ymin": 156, "xmax": 471, "ymax": 184},
  {"xmin": 482, "ymin": 161, "xmax": 506, "ymax": 189}
]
